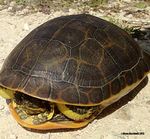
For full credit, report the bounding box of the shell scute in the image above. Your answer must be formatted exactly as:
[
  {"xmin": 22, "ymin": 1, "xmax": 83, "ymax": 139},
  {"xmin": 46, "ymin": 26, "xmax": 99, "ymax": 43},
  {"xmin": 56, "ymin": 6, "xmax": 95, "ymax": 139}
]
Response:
[{"xmin": 0, "ymin": 14, "xmax": 148, "ymax": 105}]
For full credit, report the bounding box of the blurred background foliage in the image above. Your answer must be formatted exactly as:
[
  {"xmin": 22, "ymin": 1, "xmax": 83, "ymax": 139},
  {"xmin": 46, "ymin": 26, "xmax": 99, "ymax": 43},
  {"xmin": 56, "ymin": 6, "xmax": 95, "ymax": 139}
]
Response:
[
  {"xmin": 0, "ymin": 0, "xmax": 149, "ymax": 11},
  {"xmin": 0, "ymin": 0, "xmax": 149, "ymax": 34},
  {"xmin": 0, "ymin": 0, "xmax": 149, "ymax": 53}
]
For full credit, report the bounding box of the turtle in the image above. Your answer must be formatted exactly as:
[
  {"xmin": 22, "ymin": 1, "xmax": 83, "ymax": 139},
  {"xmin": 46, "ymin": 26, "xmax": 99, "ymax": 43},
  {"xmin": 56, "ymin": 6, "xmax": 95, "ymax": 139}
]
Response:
[{"xmin": 0, "ymin": 14, "xmax": 149, "ymax": 130}]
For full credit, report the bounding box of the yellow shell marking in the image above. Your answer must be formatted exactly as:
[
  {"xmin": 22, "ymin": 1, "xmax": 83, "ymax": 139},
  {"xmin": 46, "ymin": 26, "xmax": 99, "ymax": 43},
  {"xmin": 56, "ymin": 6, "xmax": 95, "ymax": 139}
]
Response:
[
  {"xmin": 0, "ymin": 87, "xmax": 15, "ymax": 99},
  {"xmin": 56, "ymin": 104, "xmax": 93, "ymax": 121}
]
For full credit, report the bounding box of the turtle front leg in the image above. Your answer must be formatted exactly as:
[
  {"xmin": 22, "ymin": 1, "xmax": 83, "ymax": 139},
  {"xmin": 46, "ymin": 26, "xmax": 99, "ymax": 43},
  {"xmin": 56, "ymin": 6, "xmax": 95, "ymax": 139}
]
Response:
[{"xmin": 56, "ymin": 104, "xmax": 99, "ymax": 121}]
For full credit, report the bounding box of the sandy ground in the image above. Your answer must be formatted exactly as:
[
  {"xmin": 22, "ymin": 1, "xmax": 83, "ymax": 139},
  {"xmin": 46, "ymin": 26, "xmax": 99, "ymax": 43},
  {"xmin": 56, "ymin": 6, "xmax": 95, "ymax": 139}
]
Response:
[{"xmin": 0, "ymin": 7, "xmax": 150, "ymax": 139}]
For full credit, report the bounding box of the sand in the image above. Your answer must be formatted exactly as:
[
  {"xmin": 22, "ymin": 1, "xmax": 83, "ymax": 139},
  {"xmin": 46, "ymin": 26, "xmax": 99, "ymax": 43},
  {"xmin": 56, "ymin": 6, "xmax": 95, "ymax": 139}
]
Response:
[{"xmin": 0, "ymin": 7, "xmax": 150, "ymax": 139}]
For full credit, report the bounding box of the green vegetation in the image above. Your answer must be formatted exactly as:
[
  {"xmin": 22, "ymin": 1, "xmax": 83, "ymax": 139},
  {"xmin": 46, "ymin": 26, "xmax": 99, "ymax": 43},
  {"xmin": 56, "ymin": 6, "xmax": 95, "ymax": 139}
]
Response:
[
  {"xmin": 134, "ymin": 1, "xmax": 148, "ymax": 9},
  {"xmin": 83, "ymin": 0, "xmax": 109, "ymax": 7},
  {"xmin": 0, "ymin": 0, "xmax": 109, "ymax": 7},
  {"xmin": 0, "ymin": 0, "xmax": 4, "ymax": 4}
]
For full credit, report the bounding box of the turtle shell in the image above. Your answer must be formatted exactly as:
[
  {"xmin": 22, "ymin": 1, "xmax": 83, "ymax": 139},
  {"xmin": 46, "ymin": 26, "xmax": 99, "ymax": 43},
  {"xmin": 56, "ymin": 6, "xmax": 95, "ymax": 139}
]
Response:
[{"xmin": 0, "ymin": 14, "xmax": 149, "ymax": 106}]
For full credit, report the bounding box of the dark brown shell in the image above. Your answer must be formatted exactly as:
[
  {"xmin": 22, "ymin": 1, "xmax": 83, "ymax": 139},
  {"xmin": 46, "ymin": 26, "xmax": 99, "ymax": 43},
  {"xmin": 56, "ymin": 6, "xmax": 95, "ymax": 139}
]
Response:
[{"xmin": 0, "ymin": 14, "xmax": 149, "ymax": 105}]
